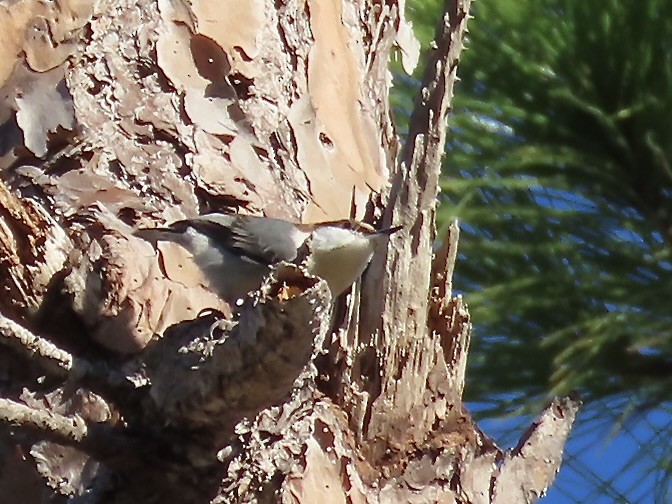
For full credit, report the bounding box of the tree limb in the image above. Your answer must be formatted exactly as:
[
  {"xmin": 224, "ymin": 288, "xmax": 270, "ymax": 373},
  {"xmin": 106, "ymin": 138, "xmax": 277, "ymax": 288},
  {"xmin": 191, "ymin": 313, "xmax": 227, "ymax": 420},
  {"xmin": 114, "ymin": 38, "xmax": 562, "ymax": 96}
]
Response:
[{"xmin": 0, "ymin": 313, "xmax": 72, "ymax": 378}]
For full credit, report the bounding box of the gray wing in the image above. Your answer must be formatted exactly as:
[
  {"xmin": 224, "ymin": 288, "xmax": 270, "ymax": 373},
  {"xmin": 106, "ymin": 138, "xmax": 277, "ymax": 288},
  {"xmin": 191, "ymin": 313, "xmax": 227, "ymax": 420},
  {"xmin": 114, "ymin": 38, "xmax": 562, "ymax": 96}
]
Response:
[{"xmin": 171, "ymin": 214, "xmax": 302, "ymax": 265}]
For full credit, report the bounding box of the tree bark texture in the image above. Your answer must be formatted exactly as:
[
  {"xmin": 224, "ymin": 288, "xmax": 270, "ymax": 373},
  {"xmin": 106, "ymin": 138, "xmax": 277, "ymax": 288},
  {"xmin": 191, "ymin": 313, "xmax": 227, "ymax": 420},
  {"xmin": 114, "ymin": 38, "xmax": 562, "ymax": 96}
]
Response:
[{"xmin": 0, "ymin": 0, "xmax": 579, "ymax": 502}]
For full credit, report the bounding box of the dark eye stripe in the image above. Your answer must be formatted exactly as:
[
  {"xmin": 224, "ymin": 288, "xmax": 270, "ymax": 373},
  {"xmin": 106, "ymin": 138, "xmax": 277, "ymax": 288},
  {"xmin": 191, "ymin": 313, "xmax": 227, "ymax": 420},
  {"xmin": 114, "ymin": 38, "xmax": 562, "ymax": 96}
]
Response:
[{"xmin": 312, "ymin": 219, "xmax": 375, "ymax": 233}]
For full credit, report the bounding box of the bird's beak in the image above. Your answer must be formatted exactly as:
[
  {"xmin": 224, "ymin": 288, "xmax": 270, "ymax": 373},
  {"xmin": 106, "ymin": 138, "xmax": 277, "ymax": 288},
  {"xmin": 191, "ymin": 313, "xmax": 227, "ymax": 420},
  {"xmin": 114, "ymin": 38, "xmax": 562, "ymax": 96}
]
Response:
[{"xmin": 378, "ymin": 225, "xmax": 403, "ymax": 236}]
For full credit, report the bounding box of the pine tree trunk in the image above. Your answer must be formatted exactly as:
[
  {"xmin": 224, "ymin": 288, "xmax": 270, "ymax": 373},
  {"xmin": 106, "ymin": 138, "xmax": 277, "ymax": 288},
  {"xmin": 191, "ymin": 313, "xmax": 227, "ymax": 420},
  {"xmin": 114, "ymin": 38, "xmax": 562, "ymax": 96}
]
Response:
[{"xmin": 0, "ymin": 0, "xmax": 578, "ymax": 502}]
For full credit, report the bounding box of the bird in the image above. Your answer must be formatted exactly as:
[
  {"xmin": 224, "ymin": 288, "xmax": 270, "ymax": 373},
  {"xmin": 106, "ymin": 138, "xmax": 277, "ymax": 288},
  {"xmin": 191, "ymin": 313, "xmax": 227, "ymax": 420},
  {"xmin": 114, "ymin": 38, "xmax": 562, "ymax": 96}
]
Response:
[{"xmin": 137, "ymin": 213, "xmax": 401, "ymax": 303}]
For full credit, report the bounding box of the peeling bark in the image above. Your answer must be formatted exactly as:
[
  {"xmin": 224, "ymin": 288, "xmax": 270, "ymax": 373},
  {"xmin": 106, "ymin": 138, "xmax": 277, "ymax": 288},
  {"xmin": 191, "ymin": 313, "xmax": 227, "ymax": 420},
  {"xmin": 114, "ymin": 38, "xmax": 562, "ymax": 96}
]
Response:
[{"xmin": 0, "ymin": 0, "xmax": 578, "ymax": 502}]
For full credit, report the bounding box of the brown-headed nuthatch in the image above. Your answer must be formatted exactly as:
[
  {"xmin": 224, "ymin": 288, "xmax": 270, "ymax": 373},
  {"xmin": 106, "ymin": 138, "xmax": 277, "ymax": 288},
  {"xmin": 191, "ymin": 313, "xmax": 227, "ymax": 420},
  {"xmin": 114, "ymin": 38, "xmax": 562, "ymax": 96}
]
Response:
[{"xmin": 142, "ymin": 213, "xmax": 401, "ymax": 303}]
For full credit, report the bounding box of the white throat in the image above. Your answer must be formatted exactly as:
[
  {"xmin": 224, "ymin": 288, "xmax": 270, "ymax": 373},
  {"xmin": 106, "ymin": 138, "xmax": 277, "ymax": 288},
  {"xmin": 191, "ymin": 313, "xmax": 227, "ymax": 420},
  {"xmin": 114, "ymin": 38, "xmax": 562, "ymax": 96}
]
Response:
[{"xmin": 306, "ymin": 227, "xmax": 380, "ymax": 296}]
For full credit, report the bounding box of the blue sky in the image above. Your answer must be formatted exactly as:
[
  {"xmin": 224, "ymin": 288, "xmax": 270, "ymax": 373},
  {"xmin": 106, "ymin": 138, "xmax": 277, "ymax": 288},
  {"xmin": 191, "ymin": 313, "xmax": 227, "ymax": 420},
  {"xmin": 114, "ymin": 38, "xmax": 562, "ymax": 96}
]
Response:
[{"xmin": 476, "ymin": 403, "xmax": 672, "ymax": 503}]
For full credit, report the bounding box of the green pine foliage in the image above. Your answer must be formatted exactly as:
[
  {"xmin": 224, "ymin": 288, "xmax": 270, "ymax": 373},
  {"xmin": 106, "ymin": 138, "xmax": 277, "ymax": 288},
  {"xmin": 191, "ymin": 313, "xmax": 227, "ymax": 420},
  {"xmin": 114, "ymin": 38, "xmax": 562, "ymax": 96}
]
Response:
[{"xmin": 400, "ymin": 0, "xmax": 672, "ymax": 416}]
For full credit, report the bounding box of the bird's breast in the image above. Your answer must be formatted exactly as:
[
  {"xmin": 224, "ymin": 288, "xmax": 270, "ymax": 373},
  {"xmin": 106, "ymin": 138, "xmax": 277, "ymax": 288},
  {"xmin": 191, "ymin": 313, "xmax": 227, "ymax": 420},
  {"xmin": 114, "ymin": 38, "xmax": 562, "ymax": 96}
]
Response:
[{"xmin": 306, "ymin": 240, "xmax": 376, "ymax": 296}]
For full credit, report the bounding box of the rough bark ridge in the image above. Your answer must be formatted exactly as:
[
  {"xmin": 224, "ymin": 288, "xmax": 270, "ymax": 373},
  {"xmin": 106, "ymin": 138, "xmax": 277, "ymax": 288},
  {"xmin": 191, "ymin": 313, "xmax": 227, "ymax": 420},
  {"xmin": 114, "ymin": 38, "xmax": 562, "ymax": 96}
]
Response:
[{"xmin": 0, "ymin": 0, "xmax": 579, "ymax": 502}]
